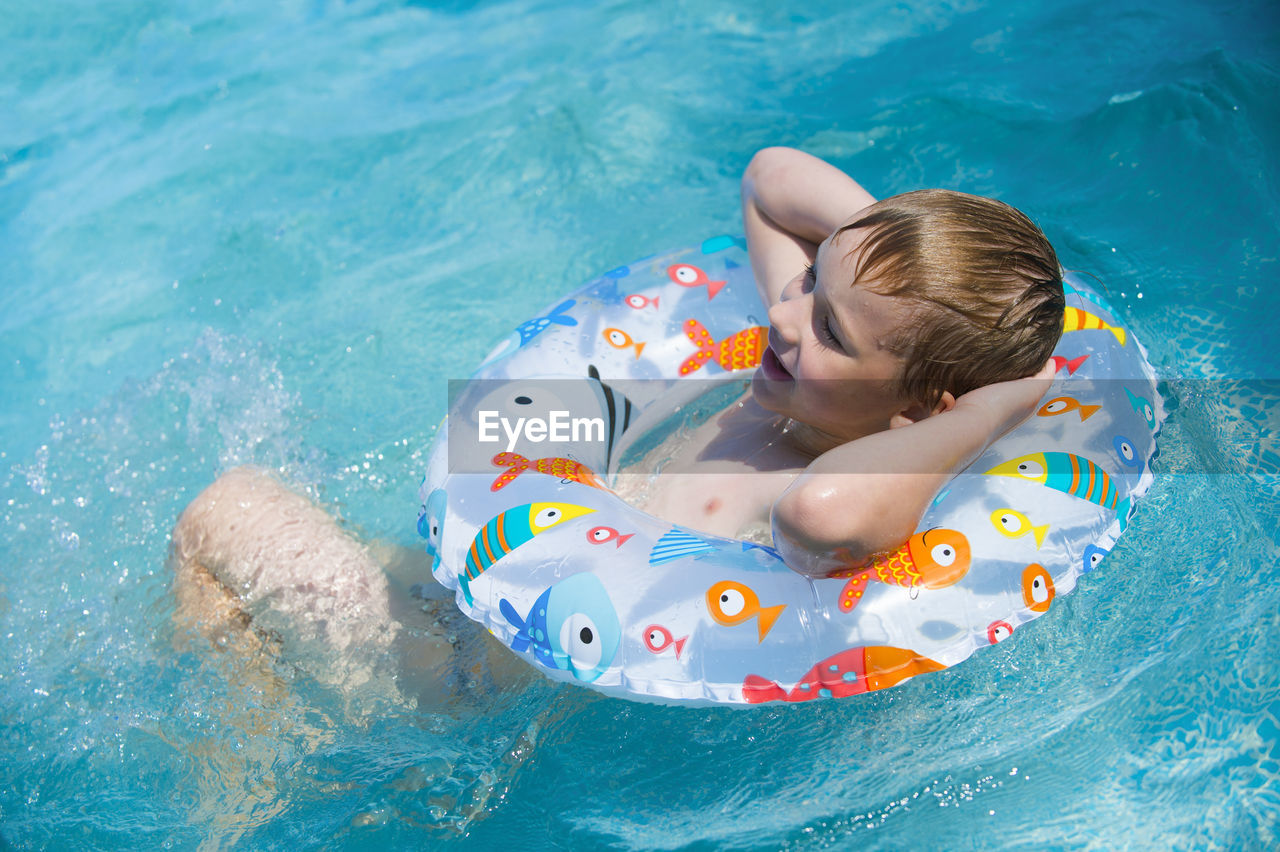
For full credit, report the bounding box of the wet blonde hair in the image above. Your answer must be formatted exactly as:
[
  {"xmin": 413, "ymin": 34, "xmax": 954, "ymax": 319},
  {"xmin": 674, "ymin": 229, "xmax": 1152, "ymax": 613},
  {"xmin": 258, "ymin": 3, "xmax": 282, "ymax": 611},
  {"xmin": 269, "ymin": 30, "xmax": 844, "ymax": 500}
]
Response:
[{"xmin": 838, "ymin": 189, "xmax": 1064, "ymax": 404}]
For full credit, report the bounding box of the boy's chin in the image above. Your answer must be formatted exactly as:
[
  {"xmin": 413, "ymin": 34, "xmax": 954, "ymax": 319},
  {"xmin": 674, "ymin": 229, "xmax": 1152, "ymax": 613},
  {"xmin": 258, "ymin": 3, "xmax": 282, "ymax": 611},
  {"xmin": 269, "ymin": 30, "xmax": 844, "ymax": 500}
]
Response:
[{"xmin": 749, "ymin": 370, "xmax": 793, "ymax": 417}]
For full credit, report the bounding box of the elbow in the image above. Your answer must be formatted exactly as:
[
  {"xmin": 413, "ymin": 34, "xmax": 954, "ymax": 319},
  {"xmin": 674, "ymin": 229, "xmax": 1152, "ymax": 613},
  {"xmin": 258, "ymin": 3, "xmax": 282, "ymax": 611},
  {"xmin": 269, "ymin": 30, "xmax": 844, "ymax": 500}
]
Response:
[
  {"xmin": 741, "ymin": 146, "xmax": 802, "ymax": 201},
  {"xmin": 773, "ymin": 479, "xmax": 919, "ymax": 571},
  {"xmin": 772, "ymin": 482, "xmax": 877, "ymax": 568},
  {"xmin": 773, "ymin": 483, "xmax": 847, "ymax": 551}
]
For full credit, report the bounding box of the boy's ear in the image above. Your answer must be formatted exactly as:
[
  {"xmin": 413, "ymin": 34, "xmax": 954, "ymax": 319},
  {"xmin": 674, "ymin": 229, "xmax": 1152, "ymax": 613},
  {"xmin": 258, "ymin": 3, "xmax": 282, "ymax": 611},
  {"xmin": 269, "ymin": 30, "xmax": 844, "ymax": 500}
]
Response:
[{"xmin": 888, "ymin": 391, "xmax": 957, "ymax": 429}]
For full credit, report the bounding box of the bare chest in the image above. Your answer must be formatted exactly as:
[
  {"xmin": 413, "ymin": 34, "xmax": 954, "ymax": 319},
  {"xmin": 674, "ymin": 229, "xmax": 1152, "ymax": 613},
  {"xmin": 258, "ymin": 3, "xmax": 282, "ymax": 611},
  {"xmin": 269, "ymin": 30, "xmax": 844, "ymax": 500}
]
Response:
[
  {"xmin": 614, "ymin": 399, "xmax": 808, "ymax": 542},
  {"xmin": 637, "ymin": 468, "xmax": 794, "ymax": 543}
]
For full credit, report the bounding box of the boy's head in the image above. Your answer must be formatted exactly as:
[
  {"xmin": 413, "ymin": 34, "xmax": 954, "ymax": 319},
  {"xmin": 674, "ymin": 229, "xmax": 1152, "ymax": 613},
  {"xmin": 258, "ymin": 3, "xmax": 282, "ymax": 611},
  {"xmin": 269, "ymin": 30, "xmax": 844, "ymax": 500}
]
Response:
[
  {"xmin": 753, "ymin": 189, "xmax": 1063, "ymax": 441},
  {"xmin": 838, "ymin": 189, "xmax": 1064, "ymax": 405}
]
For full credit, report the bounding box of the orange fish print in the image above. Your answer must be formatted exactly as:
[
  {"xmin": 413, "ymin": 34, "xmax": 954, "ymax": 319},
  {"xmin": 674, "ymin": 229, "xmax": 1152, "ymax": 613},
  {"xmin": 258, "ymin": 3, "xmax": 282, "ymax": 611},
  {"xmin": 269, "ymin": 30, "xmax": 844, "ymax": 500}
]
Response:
[
  {"xmin": 679, "ymin": 319, "xmax": 767, "ymax": 375},
  {"xmin": 706, "ymin": 580, "xmax": 785, "ymax": 642},
  {"xmin": 829, "ymin": 529, "xmax": 971, "ymax": 614},
  {"xmin": 490, "ymin": 452, "xmax": 604, "ymax": 492},
  {"xmin": 1038, "ymin": 395, "xmax": 1100, "ymax": 421},
  {"xmin": 603, "ymin": 327, "xmax": 646, "ymax": 359},
  {"xmin": 1021, "ymin": 563, "xmax": 1055, "ymax": 613}
]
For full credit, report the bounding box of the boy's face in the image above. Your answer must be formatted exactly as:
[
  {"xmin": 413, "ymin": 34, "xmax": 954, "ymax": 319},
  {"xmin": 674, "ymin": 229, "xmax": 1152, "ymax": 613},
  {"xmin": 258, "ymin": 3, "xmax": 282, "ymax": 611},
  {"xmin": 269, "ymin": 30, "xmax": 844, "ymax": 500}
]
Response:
[{"xmin": 751, "ymin": 226, "xmax": 915, "ymax": 441}]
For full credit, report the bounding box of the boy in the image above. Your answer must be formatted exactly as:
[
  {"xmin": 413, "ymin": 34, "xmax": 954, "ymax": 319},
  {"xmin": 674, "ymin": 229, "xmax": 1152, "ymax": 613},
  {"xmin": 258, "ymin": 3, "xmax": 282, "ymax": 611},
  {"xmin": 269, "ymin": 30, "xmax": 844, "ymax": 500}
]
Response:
[
  {"xmin": 634, "ymin": 146, "xmax": 1062, "ymax": 575},
  {"xmin": 169, "ymin": 147, "xmax": 1061, "ymax": 691}
]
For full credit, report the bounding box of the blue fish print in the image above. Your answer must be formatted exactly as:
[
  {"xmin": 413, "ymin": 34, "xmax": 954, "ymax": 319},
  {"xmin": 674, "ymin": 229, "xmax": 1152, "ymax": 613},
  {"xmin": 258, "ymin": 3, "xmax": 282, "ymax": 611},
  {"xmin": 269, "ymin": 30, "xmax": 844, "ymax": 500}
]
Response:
[
  {"xmin": 1113, "ymin": 435, "xmax": 1143, "ymax": 468},
  {"xmin": 1082, "ymin": 544, "xmax": 1109, "ymax": 574},
  {"xmin": 1124, "ymin": 387, "xmax": 1156, "ymax": 430},
  {"xmin": 417, "ymin": 488, "xmax": 447, "ymax": 558},
  {"xmin": 481, "ymin": 299, "xmax": 578, "ymax": 367},
  {"xmin": 699, "ymin": 235, "xmax": 747, "ymax": 254},
  {"xmin": 499, "ymin": 573, "xmax": 621, "ymax": 682}
]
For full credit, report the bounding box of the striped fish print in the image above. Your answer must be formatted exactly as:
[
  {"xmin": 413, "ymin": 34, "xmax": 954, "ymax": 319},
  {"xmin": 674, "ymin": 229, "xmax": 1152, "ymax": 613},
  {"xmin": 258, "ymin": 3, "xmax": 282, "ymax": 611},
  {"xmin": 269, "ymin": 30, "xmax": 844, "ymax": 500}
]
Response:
[
  {"xmin": 587, "ymin": 365, "xmax": 635, "ymax": 470},
  {"xmin": 986, "ymin": 452, "xmax": 1132, "ymax": 530},
  {"xmin": 649, "ymin": 527, "xmax": 717, "ymax": 566},
  {"xmin": 1063, "ymin": 306, "xmax": 1126, "ymax": 346},
  {"xmin": 460, "ymin": 501, "xmax": 595, "ymax": 605}
]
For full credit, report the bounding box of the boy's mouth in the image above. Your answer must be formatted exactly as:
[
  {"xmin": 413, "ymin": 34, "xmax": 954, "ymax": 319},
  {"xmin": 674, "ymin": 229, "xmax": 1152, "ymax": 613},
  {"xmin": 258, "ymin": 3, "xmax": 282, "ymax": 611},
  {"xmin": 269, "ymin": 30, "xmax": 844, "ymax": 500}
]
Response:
[{"xmin": 760, "ymin": 344, "xmax": 793, "ymax": 382}]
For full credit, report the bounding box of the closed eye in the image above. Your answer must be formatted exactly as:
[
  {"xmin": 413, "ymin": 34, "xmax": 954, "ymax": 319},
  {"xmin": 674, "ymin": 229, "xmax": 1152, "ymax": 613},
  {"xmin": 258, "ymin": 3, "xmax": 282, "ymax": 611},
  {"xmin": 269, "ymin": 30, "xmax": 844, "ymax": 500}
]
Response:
[
  {"xmin": 806, "ymin": 259, "xmax": 848, "ymax": 352},
  {"xmin": 801, "ymin": 263, "xmax": 816, "ymax": 293},
  {"xmin": 820, "ymin": 315, "xmax": 843, "ymax": 349}
]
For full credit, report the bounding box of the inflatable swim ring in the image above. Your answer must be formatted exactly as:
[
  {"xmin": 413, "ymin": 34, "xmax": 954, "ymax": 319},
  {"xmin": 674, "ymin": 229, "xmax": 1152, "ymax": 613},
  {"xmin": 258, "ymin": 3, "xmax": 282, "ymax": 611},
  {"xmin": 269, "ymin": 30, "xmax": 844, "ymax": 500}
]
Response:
[{"xmin": 417, "ymin": 237, "xmax": 1162, "ymax": 706}]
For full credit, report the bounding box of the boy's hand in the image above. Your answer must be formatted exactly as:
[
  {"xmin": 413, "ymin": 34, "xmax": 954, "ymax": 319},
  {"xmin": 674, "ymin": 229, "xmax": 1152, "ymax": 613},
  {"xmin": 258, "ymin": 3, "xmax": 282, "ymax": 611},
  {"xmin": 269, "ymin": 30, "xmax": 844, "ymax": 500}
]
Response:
[
  {"xmin": 952, "ymin": 359, "xmax": 1057, "ymax": 440},
  {"xmin": 741, "ymin": 147, "xmax": 878, "ymax": 308}
]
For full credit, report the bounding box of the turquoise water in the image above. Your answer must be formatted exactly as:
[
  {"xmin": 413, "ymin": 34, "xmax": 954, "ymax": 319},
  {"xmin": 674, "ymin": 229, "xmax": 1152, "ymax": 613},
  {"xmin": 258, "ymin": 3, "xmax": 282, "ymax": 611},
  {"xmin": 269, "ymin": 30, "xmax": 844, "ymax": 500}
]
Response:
[{"xmin": 3, "ymin": 0, "xmax": 1278, "ymax": 847}]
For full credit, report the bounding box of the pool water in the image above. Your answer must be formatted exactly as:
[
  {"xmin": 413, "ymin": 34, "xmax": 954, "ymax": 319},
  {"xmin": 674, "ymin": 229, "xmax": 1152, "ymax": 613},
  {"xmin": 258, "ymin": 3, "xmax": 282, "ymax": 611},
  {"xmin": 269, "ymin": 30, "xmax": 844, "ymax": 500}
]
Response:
[{"xmin": 3, "ymin": 0, "xmax": 1278, "ymax": 848}]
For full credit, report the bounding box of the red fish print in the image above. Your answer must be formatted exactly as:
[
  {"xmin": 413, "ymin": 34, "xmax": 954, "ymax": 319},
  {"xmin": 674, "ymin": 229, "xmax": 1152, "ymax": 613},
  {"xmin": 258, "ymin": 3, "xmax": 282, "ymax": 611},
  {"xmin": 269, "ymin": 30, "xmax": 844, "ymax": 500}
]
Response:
[
  {"xmin": 667, "ymin": 263, "xmax": 726, "ymax": 300},
  {"xmin": 643, "ymin": 624, "xmax": 688, "ymax": 660},
  {"xmin": 679, "ymin": 320, "xmax": 767, "ymax": 375},
  {"xmin": 586, "ymin": 525, "xmax": 633, "ymax": 547},
  {"xmin": 742, "ymin": 645, "xmax": 946, "ymax": 703},
  {"xmin": 625, "ymin": 293, "xmax": 660, "ymax": 310},
  {"xmin": 1051, "ymin": 354, "xmax": 1089, "ymax": 375}
]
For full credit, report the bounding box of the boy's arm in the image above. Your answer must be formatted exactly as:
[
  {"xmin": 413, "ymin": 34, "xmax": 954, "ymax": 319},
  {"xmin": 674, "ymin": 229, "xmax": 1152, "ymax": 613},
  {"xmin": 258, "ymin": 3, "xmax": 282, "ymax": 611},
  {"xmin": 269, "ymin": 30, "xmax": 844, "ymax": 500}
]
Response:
[
  {"xmin": 772, "ymin": 363, "xmax": 1056, "ymax": 576},
  {"xmin": 741, "ymin": 147, "xmax": 878, "ymax": 309}
]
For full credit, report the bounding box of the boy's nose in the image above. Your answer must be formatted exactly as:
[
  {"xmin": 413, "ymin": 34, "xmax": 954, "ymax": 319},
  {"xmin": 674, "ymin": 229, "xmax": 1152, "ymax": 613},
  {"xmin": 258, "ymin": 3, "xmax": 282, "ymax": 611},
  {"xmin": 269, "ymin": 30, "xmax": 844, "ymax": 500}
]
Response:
[
  {"xmin": 767, "ymin": 294, "xmax": 802, "ymax": 346},
  {"xmin": 778, "ymin": 269, "xmax": 806, "ymax": 302}
]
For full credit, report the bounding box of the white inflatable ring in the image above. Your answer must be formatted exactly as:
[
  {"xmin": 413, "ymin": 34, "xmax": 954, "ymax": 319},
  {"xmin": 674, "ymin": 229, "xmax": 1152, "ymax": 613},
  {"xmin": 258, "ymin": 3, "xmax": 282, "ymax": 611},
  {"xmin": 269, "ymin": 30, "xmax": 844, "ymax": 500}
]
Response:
[{"xmin": 417, "ymin": 237, "xmax": 1161, "ymax": 705}]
